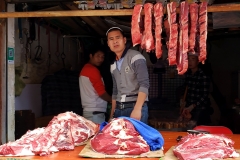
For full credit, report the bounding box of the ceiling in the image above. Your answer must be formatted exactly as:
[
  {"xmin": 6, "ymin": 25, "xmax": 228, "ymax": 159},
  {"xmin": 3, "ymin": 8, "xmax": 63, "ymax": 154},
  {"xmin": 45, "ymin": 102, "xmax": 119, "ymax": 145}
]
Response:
[{"xmin": 10, "ymin": 0, "xmax": 240, "ymax": 38}]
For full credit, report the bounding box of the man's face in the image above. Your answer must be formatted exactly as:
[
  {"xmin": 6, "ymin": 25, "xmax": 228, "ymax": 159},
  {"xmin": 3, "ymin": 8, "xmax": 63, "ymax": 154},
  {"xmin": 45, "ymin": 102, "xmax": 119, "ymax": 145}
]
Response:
[
  {"xmin": 107, "ymin": 30, "xmax": 126, "ymax": 54},
  {"xmin": 188, "ymin": 55, "xmax": 199, "ymax": 69},
  {"xmin": 90, "ymin": 51, "xmax": 105, "ymax": 67}
]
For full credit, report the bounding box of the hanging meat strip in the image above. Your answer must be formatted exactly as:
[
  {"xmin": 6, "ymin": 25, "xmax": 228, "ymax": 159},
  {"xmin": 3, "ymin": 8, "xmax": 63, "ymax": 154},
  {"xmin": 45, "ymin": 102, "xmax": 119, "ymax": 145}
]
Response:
[
  {"xmin": 154, "ymin": 3, "xmax": 164, "ymax": 59},
  {"xmin": 198, "ymin": 2, "xmax": 208, "ymax": 64},
  {"xmin": 189, "ymin": 3, "xmax": 199, "ymax": 53},
  {"xmin": 177, "ymin": 1, "xmax": 189, "ymax": 75},
  {"xmin": 167, "ymin": 2, "xmax": 178, "ymax": 65},
  {"xmin": 141, "ymin": 3, "xmax": 154, "ymax": 52},
  {"xmin": 131, "ymin": 4, "xmax": 143, "ymax": 47}
]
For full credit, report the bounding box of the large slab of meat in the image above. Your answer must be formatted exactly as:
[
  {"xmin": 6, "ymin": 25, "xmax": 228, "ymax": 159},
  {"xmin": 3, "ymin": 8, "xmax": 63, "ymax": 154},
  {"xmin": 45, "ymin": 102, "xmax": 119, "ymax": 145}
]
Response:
[
  {"xmin": 177, "ymin": 1, "xmax": 189, "ymax": 75},
  {"xmin": 198, "ymin": 2, "xmax": 208, "ymax": 63},
  {"xmin": 90, "ymin": 118, "xmax": 150, "ymax": 155},
  {"xmin": 173, "ymin": 134, "xmax": 240, "ymax": 160},
  {"xmin": 189, "ymin": 3, "xmax": 199, "ymax": 53},
  {"xmin": 154, "ymin": 2, "xmax": 164, "ymax": 59},
  {"xmin": 141, "ymin": 3, "xmax": 155, "ymax": 52},
  {"xmin": 0, "ymin": 112, "xmax": 98, "ymax": 156},
  {"xmin": 131, "ymin": 4, "xmax": 143, "ymax": 47},
  {"xmin": 167, "ymin": 2, "xmax": 178, "ymax": 65}
]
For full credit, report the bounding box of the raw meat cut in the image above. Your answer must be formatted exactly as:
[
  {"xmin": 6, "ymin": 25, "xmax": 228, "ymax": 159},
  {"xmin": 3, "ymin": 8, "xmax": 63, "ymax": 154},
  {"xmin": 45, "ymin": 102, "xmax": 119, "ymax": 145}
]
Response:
[
  {"xmin": 177, "ymin": 1, "xmax": 189, "ymax": 75},
  {"xmin": 54, "ymin": 112, "xmax": 97, "ymax": 146},
  {"xmin": 0, "ymin": 128, "xmax": 45, "ymax": 156},
  {"xmin": 131, "ymin": 4, "xmax": 143, "ymax": 47},
  {"xmin": 167, "ymin": 2, "xmax": 178, "ymax": 65},
  {"xmin": 198, "ymin": 2, "xmax": 208, "ymax": 63},
  {"xmin": 141, "ymin": 3, "xmax": 155, "ymax": 52},
  {"xmin": 90, "ymin": 118, "xmax": 150, "ymax": 155},
  {"xmin": 173, "ymin": 134, "xmax": 239, "ymax": 160},
  {"xmin": 154, "ymin": 3, "xmax": 164, "ymax": 59},
  {"xmin": 0, "ymin": 112, "xmax": 98, "ymax": 156},
  {"xmin": 189, "ymin": 3, "xmax": 199, "ymax": 53},
  {"xmin": 176, "ymin": 51, "xmax": 188, "ymax": 75},
  {"xmin": 181, "ymin": 2, "xmax": 189, "ymax": 55}
]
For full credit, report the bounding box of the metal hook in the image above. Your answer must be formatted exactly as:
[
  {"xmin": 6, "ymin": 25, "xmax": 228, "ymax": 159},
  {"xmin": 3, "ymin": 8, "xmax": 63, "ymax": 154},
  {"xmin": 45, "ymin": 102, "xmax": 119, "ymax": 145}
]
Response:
[
  {"xmin": 23, "ymin": 28, "xmax": 29, "ymax": 36},
  {"xmin": 22, "ymin": 3, "xmax": 28, "ymax": 11}
]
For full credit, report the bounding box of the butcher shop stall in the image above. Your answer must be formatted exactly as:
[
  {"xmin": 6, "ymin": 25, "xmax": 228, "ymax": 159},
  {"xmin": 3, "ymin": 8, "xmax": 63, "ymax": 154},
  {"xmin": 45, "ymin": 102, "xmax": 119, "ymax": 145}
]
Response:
[{"xmin": 0, "ymin": 0, "xmax": 240, "ymax": 145}]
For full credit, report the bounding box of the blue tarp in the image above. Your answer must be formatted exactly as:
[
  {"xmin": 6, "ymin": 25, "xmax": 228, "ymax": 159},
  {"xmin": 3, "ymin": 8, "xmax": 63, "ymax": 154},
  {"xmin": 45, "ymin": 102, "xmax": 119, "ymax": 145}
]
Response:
[{"xmin": 100, "ymin": 117, "xmax": 164, "ymax": 151}]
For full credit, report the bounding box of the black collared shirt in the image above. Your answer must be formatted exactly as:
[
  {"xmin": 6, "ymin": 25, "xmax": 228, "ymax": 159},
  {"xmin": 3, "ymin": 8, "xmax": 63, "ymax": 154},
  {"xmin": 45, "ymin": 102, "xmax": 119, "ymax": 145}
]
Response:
[
  {"xmin": 185, "ymin": 68, "xmax": 211, "ymax": 108},
  {"xmin": 110, "ymin": 46, "xmax": 129, "ymax": 65}
]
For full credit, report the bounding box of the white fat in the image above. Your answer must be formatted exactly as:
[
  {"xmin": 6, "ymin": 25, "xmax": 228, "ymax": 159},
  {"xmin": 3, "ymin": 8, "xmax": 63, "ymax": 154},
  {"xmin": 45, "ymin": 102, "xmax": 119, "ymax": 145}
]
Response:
[
  {"xmin": 138, "ymin": 6, "xmax": 142, "ymax": 23},
  {"xmin": 57, "ymin": 112, "xmax": 73, "ymax": 121},
  {"xmin": 120, "ymin": 142, "xmax": 127, "ymax": 149},
  {"xmin": 113, "ymin": 139, "xmax": 119, "ymax": 145},
  {"xmin": 116, "ymin": 149, "xmax": 128, "ymax": 155},
  {"xmin": 118, "ymin": 130, "xmax": 133, "ymax": 139},
  {"xmin": 146, "ymin": 40, "xmax": 151, "ymax": 49},
  {"xmin": 57, "ymin": 134, "xmax": 65, "ymax": 142},
  {"xmin": 230, "ymin": 151, "xmax": 240, "ymax": 158},
  {"xmin": 49, "ymin": 146, "xmax": 59, "ymax": 152},
  {"xmin": 110, "ymin": 121, "xmax": 123, "ymax": 130}
]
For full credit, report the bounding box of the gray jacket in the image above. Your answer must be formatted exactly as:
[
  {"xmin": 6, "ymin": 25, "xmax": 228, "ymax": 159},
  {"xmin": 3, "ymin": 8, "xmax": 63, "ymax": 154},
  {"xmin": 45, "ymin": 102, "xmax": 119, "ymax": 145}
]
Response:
[{"xmin": 110, "ymin": 49, "xmax": 149, "ymax": 102}]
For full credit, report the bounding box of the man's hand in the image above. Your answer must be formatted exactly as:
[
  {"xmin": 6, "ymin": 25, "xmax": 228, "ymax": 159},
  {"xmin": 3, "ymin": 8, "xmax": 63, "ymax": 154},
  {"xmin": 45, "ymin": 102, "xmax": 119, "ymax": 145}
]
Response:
[
  {"xmin": 130, "ymin": 108, "xmax": 142, "ymax": 120},
  {"xmin": 108, "ymin": 118, "xmax": 113, "ymax": 123},
  {"xmin": 182, "ymin": 104, "xmax": 195, "ymax": 120},
  {"xmin": 109, "ymin": 99, "xmax": 116, "ymax": 122},
  {"xmin": 130, "ymin": 92, "xmax": 146, "ymax": 120},
  {"xmin": 184, "ymin": 104, "xmax": 195, "ymax": 113},
  {"xmin": 179, "ymin": 99, "xmax": 186, "ymax": 114},
  {"xmin": 182, "ymin": 110, "xmax": 191, "ymax": 120}
]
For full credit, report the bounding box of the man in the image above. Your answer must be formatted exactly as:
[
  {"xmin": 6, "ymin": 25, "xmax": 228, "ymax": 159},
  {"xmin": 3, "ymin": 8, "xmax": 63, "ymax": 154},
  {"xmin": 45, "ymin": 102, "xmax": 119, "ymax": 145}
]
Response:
[
  {"xmin": 79, "ymin": 46, "xmax": 112, "ymax": 124},
  {"xmin": 106, "ymin": 27, "xmax": 149, "ymax": 124},
  {"xmin": 182, "ymin": 52, "xmax": 213, "ymax": 125}
]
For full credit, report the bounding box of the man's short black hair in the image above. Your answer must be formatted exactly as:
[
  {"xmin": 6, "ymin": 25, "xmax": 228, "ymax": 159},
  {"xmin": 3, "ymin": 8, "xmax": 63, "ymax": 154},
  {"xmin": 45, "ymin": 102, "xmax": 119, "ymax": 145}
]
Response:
[
  {"xmin": 106, "ymin": 27, "xmax": 125, "ymax": 37},
  {"xmin": 88, "ymin": 45, "xmax": 105, "ymax": 56}
]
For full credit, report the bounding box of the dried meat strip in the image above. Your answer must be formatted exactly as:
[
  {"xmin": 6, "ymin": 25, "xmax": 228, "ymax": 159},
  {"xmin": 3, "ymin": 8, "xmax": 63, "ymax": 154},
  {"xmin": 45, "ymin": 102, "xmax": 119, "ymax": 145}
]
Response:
[
  {"xmin": 131, "ymin": 4, "xmax": 143, "ymax": 47},
  {"xmin": 141, "ymin": 3, "xmax": 155, "ymax": 52},
  {"xmin": 154, "ymin": 3, "xmax": 164, "ymax": 59},
  {"xmin": 198, "ymin": 2, "xmax": 208, "ymax": 63}
]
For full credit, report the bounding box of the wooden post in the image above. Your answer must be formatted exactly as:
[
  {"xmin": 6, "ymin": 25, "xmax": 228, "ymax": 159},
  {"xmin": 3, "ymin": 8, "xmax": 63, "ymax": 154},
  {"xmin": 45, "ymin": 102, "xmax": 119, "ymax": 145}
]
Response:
[
  {"xmin": 0, "ymin": 0, "xmax": 6, "ymax": 144},
  {"xmin": 6, "ymin": 3, "xmax": 15, "ymax": 142}
]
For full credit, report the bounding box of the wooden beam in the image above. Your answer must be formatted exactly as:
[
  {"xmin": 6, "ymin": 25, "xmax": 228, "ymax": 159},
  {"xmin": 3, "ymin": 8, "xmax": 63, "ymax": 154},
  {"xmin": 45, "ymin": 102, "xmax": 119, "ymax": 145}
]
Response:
[
  {"xmin": 0, "ymin": 3, "xmax": 240, "ymax": 18},
  {"xmin": 207, "ymin": 3, "xmax": 240, "ymax": 12}
]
